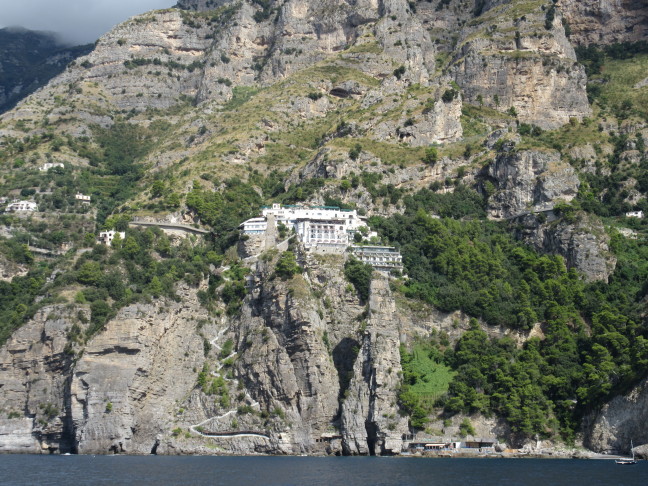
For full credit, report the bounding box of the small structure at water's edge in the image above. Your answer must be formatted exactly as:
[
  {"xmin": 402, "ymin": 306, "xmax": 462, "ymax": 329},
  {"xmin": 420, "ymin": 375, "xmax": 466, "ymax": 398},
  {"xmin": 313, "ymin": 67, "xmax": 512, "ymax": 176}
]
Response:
[{"xmin": 406, "ymin": 436, "xmax": 498, "ymax": 454}]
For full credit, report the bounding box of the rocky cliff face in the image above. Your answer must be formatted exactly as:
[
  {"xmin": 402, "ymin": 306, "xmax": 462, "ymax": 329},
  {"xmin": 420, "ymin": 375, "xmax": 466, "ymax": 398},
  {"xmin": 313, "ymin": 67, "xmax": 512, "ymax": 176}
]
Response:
[
  {"xmin": 0, "ymin": 284, "xmax": 212, "ymax": 454},
  {"xmin": 449, "ymin": 1, "xmax": 591, "ymax": 129},
  {"xmin": 584, "ymin": 375, "xmax": 648, "ymax": 455},
  {"xmin": 560, "ymin": 0, "xmax": 648, "ymax": 46},
  {"xmin": 0, "ymin": 244, "xmax": 526, "ymax": 455},
  {"xmin": 0, "ymin": 306, "xmax": 77, "ymax": 453},
  {"xmin": 485, "ymin": 148, "xmax": 580, "ymax": 219},
  {"xmin": 515, "ymin": 212, "xmax": 616, "ymax": 282},
  {"xmin": 482, "ymin": 147, "xmax": 619, "ymax": 282}
]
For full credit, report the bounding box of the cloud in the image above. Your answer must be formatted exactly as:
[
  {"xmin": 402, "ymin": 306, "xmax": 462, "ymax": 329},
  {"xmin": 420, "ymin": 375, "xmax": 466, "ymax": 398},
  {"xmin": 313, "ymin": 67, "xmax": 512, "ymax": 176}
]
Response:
[{"xmin": 0, "ymin": 0, "xmax": 173, "ymax": 45}]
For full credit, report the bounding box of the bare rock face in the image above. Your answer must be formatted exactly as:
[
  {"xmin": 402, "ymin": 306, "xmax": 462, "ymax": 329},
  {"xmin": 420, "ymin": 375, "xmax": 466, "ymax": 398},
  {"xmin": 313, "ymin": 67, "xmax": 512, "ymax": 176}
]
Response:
[
  {"xmin": 340, "ymin": 277, "xmax": 408, "ymax": 455},
  {"xmin": 0, "ymin": 254, "xmax": 28, "ymax": 282},
  {"xmin": 233, "ymin": 264, "xmax": 344, "ymax": 455},
  {"xmin": 232, "ymin": 251, "xmax": 408, "ymax": 455},
  {"xmin": 515, "ymin": 212, "xmax": 616, "ymax": 282},
  {"xmin": 584, "ymin": 376, "xmax": 648, "ymax": 454},
  {"xmin": 0, "ymin": 285, "xmax": 213, "ymax": 455},
  {"xmin": 485, "ymin": 149, "xmax": 580, "ymax": 219},
  {"xmin": 559, "ymin": 0, "xmax": 648, "ymax": 45},
  {"xmin": 371, "ymin": 94, "xmax": 463, "ymax": 146},
  {"xmin": 71, "ymin": 294, "xmax": 209, "ymax": 454},
  {"xmin": 450, "ymin": 2, "xmax": 591, "ymax": 129},
  {"xmin": 0, "ymin": 306, "xmax": 79, "ymax": 453}
]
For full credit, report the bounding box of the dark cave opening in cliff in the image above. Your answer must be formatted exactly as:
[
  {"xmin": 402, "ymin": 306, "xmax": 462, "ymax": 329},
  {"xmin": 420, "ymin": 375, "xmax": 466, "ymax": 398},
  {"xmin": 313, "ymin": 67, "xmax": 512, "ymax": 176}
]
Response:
[
  {"xmin": 365, "ymin": 421, "xmax": 378, "ymax": 456},
  {"xmin": 332, "ymin": 337, "xmax": 360, "ymax": 401}
]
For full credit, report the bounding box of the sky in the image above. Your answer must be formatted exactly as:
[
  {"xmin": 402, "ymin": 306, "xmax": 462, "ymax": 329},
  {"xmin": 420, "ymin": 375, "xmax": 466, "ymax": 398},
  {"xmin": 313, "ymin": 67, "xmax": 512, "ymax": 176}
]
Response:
[{"xmin": 1, "ymin": 0, "xmax": 173, "ymax": 45}]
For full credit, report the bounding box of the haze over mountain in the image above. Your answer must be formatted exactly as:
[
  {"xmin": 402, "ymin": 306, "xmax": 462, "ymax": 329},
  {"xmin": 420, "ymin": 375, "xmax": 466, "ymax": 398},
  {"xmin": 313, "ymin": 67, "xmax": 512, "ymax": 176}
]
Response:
[
  {"xmin": 1, "ymin": 0, "xmax": 172, "ymax": 44},
  {"xmin": 0, "ymin": 28, "xmax": 92, "ymax": 113}
]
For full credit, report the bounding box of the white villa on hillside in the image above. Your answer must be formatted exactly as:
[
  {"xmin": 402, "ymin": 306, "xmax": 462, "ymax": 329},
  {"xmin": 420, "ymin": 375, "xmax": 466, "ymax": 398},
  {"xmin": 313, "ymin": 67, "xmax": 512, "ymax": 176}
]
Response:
[
  {"xmin": 97, "ymin": 230, "xmax": 126, "ymax": 246},
  {"xmin": 39, "ymin": 163, "xmax": 65, "ymax": 172},
  {"xmin": 75, "ymin": 193, "xmax": 91, "ymax": 202},
  {"xmin": 240, "ymin": 204, "xmax": 402, "ymax": 271},
  {"xmin": 626, "ymin": 210, "xmax": 644, "ymax": 219},
  {"xmin": 5, "ymin": 200, "xmax": 38, "ymax": 212}
]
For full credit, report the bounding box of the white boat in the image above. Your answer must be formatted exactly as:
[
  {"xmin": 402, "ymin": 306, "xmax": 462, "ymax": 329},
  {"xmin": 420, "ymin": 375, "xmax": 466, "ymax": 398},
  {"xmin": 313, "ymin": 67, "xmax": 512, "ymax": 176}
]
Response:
[{"xmin": 615, "ymin": 440, "xmax": 637, "ymax": 465}]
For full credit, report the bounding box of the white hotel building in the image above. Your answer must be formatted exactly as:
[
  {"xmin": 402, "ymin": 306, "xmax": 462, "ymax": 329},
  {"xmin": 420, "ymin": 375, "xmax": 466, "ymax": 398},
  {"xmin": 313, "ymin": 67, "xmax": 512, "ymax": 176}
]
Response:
[
  {"xmin": 242, "ymin": 204, "xmax": 372, "ymax": 249},
  {"xmin": 240, "ymin": 204, "xmax": 403, "ymax": 272}
]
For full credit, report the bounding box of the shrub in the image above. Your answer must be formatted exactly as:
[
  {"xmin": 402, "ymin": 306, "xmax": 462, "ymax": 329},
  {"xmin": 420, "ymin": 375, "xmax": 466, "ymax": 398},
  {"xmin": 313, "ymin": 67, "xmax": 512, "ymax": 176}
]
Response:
[
  {"xmin": 459, "ymin": 418, "xmax": 476, "ymax": 437},
  {"xmin": 344, "ymin": 258, "xmax": 374, "ymax": 302},
  {"xmin": 393, "ymin": 65, "xmax": 406, "ymax": 80},
  {"xmin": 441, "ymin": 88, "xmax": 458, "ymax": 103},
  {"xmin": 275, "ymin": 251, "xmax": 300, "ymax": 279},
  {"xmin": 422, "ymin": 147, "xmax": 438, "ymax": 165},
  {"xmin": 220, "ymin": 338, "xmax": 234, "ymax": 358},
  {"xmin": 348, "ymin": 143, "xmax": 362, "ymax": 161}
]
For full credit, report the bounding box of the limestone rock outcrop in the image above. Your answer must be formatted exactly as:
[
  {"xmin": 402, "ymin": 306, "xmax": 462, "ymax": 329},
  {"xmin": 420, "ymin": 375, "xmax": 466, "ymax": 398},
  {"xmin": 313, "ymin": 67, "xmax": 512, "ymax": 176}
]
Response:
[
  {"xmin": 0, "ymin": 306, "xmax": 76, "ymax": 453},
  {"xmin": 584, "ymin": 376, "xmax": 648, "ymax": 454},
  {"xmin": 450, "ymin": 1, "xmax": 591, "ymax": 129},
  {"xmin": 560, "ymin": 0, "xmax": 648, "ymax": 46},
  {"xmin": 70, "ymin": 293, "xmax": 210, "ymax": 454},
  {"xmin": 485, "ymin": 149, "xmax": 580, "ymax": 219}
]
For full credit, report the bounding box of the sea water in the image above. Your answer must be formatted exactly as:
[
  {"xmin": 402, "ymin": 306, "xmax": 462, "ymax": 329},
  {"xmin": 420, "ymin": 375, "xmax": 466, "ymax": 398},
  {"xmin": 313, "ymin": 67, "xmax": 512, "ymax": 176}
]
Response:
[{"xmin": 1, "ymin": 455, "xmax": 646, "ymax": 486}]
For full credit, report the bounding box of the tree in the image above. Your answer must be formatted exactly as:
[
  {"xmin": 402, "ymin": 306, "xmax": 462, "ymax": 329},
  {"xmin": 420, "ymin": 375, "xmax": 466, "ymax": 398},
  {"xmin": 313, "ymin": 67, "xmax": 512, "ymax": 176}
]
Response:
[
  {"xmin": 122, "ymin": 237, "xmax": 141, "ymax": 259},
  {"xmin": 151, "ymin": 180, "xmax": 166, "ymax": 198},
  {"xmin": 275, "ymin": 251, "xmax": 300, "ymax": 279},
  {"xmin": 422, "ymin": 147, "xmax": 438, "ymax": 165},
  {"xmin": 111, "ymin": 232, "xmax": 123, "ymax": 250},
  {"xmin": 344, "ymin": 258, "xmax": 373, "ymax": 301},
  {"xmin": 148, "ymin": 276, "xmax": 163, "ymax": 298},
  {"xmin": 77, "ymin": 261, "xmax": 102, "ymax": 286}
]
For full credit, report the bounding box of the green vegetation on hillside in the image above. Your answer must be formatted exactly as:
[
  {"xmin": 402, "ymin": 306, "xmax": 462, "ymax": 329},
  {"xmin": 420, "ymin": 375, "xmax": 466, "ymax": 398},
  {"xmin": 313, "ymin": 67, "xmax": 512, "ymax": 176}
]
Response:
[
  {"xmin": 373, "ymin": 186, "xmax": 647, "ymax": 439},
  {"xmin": 344, "ymin": 258, "xmax": 374, "ymax": 302},
  {"xmin": 399, "ymin": 340, "xmax": 454, "ymax": 428}
]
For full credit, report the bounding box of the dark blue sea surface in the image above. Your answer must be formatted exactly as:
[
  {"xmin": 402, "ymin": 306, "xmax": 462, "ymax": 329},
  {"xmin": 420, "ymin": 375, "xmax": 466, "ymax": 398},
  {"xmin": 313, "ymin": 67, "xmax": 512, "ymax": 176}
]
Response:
[{"xmin": 1, "ymin": 455, "xmax": 646, "ymax": 486}]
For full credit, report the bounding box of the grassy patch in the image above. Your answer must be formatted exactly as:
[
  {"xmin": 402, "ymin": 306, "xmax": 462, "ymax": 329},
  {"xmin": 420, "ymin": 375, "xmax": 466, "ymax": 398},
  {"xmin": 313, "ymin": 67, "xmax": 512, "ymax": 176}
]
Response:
[
  {"xmin": 221, "ymin": 87, "xmax": 260, "ymax": 112},
  {"xmin": 517, "ymin": 118, "xmax": 607, "ymax": 152},
  {"xmin": 329, "ymin": 137, "xmax": 426, "ymax": 166},
  {"xmin": 342, "ymin": 42, "xmax": 383, "ymax": 55},
  {"xmin": 594, "ymin": 54, "xmax": 648, "ymax": 120},
  {"xmin": 406, "ymin": 344, "xmax": 454, "ymax": 399}
]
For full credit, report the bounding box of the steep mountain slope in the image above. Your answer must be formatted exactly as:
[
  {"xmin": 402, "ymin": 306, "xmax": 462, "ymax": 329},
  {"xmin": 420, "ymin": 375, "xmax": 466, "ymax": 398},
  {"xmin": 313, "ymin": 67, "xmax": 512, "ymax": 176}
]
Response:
[{"xmin": 0, "ymin": 0, "xmax": 646, "ymax": 456}]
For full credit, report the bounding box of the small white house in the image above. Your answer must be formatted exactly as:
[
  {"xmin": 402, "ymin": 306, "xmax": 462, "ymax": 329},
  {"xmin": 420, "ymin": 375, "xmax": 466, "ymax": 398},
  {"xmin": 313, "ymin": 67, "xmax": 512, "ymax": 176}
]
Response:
[
  {"xmin": 625, "ymin": 210, "xmax": 644, "ymax": 219},
  {"xmin": 5, "ymin": 200, "xmax": 38, "ymax": 212},
  {"xmin": 97, "ymin": 230, "xmax": 126, "ymax": 246},
  {"xmin": 39, "ymin": 163, "xmax": 65, "ymax": 172},
  {"xmin": 75, "ymin": 193, "xmax": 91, "ymax": 202}
]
